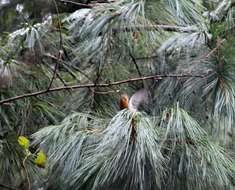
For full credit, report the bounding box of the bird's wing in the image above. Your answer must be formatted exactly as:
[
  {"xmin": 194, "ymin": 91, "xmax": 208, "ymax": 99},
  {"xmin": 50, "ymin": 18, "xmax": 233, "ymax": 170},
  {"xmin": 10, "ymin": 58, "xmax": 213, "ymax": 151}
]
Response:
[{"xmin": 129, "ymin": 89, "xmax": 149, "ymax": 112}]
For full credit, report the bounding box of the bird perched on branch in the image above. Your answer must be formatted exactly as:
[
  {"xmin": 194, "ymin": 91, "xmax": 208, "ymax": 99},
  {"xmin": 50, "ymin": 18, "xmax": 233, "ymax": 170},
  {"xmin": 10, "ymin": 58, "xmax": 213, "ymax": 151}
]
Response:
[
  {"xmin": 119, "ymin": 89, "xmax": 149, "ymax": 143},
  {"xmin": 119, "ymin": 89, "xmax": 149, "ymax": 112}
]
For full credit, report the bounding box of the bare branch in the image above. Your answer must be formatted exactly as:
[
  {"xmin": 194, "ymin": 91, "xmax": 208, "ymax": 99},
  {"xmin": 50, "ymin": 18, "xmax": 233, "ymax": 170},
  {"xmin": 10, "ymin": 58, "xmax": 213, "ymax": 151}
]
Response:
[
  {"xmin": 47, "ymin": 0, "xmax": 65, "ymax": 90},
  {"xmin": 59, "ymin": 0, "xmax": 93, "ymax": 8},
  {"xmin": 0, "ymin": 74, "xmax": 207, "ymax": 105},
  {"xmin": 44, "ymin": 53, "xmax": 92, "ymax": 81},
  {"xmin": 113, "ymin": 25, "xmax": 199, "ymax": 33},
  {"xmin": 47, "ymin": 61, "xmax": 60, "ymax": 90}
]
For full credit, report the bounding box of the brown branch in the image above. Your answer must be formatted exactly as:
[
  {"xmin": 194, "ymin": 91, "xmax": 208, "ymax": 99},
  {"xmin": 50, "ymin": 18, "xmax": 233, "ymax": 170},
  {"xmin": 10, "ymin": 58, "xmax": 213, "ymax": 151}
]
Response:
[
  {"xmin": 128, "ymin": 51, "xmax": 146, "ymax": 88},
  {"xmin": 44, "ymin": 53, "xmax": 92, "ymax": 81},
  {"xmin": 129, "ymin": 52, "xmax": 142, "ymax": 77},
  {"xmin": 53, "ymin": 0, "xmax": 63, "ymax": 49},
  {"xmin": 59, "ymin": 0, "xmax": 93, "ymax": 8},
  {"xmin": 113, "ymin": 25, "xmax": 199, "ymax": 33},
  {"xmin": 47, "ymin": 61, "xmax": 59, "ymax": 90},
  {"xmin": 0, "ymin": 74, "xmax": 207, "ymax": 105},
  {"xmin": 90, "ymin": 88, "xmax": 120, "ymax": 94},
  {"xmin": 59, "ymin": 0, "xmax": 117, "ymax": 8},
  {"xmin": 205, "ymin": 38, "xmax": 225, "ymax": 59},
  {"xmin": 42, "ymin": 60, "xmax": 68, "ymax": 87},
  {"xmin": 0, "ymin": 183, "xmax": 16, "ymax": 190},
  {"xmin": 47, "ymin": 0, "xmax": 64, "ymax": 90},
  {"xmin": 90, "ymin": 60, "xmax": 105, "ymax": 108}
]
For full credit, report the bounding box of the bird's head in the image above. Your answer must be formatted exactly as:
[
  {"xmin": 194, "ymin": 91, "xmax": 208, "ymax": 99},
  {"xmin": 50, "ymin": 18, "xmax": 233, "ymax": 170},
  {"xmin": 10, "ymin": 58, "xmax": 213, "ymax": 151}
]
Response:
[{"xmin": 119, "ymin": 94, "xmax": 129, "ymax": 110}]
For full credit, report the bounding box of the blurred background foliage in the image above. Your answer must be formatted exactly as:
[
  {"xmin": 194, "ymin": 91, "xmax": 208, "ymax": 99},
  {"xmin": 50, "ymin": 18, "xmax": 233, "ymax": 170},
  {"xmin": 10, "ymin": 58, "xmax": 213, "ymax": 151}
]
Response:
[{"xmin": 0, "ymin": 0, "xmax": 235, "ymax": 190}]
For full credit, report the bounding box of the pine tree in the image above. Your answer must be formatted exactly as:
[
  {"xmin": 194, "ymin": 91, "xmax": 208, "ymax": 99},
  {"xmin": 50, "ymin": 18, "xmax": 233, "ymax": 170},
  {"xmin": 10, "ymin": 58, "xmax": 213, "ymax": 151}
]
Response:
[{"xmin": 0, "ymin": 0, "xmax": 235, "ymax": 190}]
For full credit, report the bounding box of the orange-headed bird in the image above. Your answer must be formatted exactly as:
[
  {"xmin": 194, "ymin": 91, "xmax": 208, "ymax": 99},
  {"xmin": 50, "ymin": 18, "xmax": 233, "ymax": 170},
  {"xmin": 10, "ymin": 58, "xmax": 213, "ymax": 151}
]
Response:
[{"xmin": 119, "ymin": 89, "xmax": 149, "ymax": 143}]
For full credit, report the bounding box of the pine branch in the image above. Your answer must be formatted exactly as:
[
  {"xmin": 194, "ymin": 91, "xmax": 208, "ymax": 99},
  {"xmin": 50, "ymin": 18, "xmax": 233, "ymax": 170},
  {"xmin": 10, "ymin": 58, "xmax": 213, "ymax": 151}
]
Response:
[
  {"xmin": 205, "ymin": 0, "xmax": 232, "ymax": 21},
  {"xmin": 0, "ymin": 74, "xmax": 207, "ymax": 105}
]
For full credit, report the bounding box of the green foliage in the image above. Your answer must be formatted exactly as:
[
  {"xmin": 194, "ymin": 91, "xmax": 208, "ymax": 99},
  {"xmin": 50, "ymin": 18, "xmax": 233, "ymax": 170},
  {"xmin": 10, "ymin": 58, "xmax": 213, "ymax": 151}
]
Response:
[
  {"xmin": 0, "ymin": 0, "xmax": 235, "ymax": 189},
  {"xmin": 160, "ymin": 105, "xmax": 234, "ymax": 190},
  {"xmin": 32, "ymin": 106, "xmax": 235, "ymax": 190}
]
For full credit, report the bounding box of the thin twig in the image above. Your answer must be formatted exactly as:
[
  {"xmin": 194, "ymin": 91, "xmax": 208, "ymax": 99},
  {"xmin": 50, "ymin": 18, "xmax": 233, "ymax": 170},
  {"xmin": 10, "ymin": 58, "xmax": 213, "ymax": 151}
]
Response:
[
  {"xmin": 116, "ymin": 35, "xmax": 142, "ymax": 78},
  {"xmin": 42, "ymin": 60, "xmax": 68, "ymax": 87},
  {"xmin": 112, "ymin": 25, "xmax": 199, "ymax": 33},
  {"xmin": 53, "ymin": 0, "xmax": 63, "ymax": 49},
  {"xmin": 91, "ymin": 61, "xmax": 104, "ymax": 108},
  {"xmin": 47, "ymin": 61, "xmax": 59, "ymax": 91},
  {"xmin": 0, "ymin": 183, "xmax": 16, "ymax": 190},
  {"xmin": 44, "ymin": 62, "xmax": 72, "ymax": 95},
  {"xmin": 23, "ymin": 154, "xmax": 31, "ymax": 190},
  {"xmin": 0, "ymin": 74, "xmax": 207, "ymax": 105},
  {"xmin": 91, "ymin": 89, "xmax": 120, "ymax": 94},
  {"xmin": 129, "ymin": 51, "xmax": 142, "ymax": 77},
  {"xmin": 129, "ymin": 51, "xmax": 146, "ymax": 88},
  {"xmin": 205, "ymin": 38, "xmax": 225, "ymax": 59},
  {"xmin": 59, "ymin": 0, "xmax": 93, "ymax": 8},
  {"xmin": 44, "ymin": 53, "xmax": 92, "ymax": 81},
  {"xmin": 47, "ymin": 0, "xmax": 64, "ymax": 90}
]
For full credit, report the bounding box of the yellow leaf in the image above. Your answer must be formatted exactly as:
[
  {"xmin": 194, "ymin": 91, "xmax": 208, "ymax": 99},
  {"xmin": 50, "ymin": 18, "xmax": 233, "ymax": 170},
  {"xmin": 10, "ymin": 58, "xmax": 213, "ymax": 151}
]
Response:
[
  {"xmin": 18, "ymin": 136, "xmax": 30, "ymax": 149},
  {"xmin": 34, "ymin": 150, "xmax": 46, "ymax": 168}
]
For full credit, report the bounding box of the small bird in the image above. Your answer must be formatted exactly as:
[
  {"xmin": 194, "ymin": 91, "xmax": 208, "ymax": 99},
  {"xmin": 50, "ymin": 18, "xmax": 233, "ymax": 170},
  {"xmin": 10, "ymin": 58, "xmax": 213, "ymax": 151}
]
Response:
[
  {"xmin": 119, "ymin": 89, "xmax": 149, "ymax": 112},
  {"xmin": 119, "ymin": 89, "xmax": 149, "ymax": 143},
  {"xmin": 119, "ymin": 94, "xmax": 129, "ymax": 110}
]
